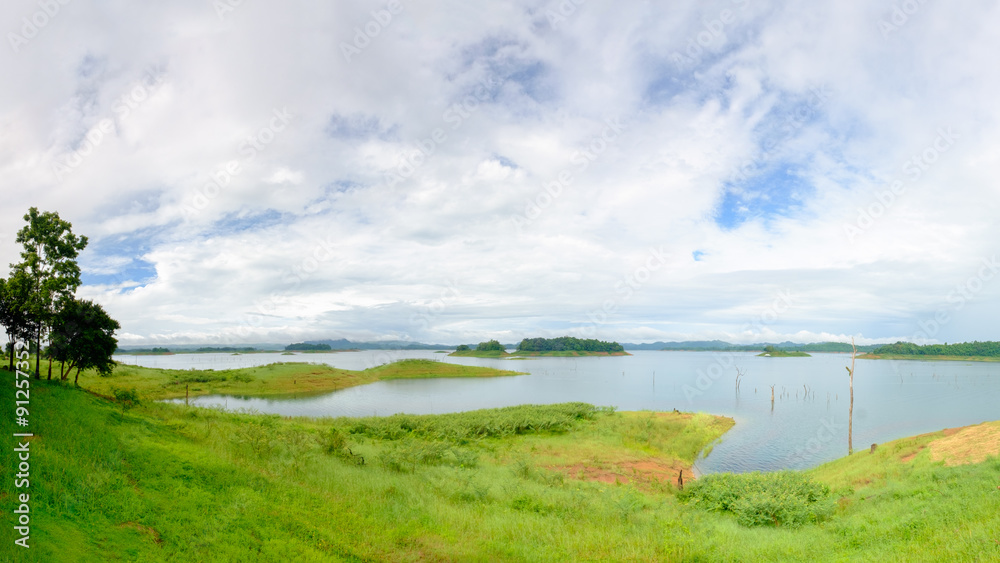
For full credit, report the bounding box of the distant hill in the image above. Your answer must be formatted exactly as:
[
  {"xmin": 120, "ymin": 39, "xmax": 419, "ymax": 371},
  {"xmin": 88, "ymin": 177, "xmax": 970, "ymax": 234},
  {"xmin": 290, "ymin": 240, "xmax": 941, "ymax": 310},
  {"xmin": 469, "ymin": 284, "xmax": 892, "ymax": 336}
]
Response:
[
  {"xmin": 623, "ymin": 341, "xmax": 882, "ymax": 353},
  {"xmin": 306, "ymin": 339, "xmax": 456, "ymax": 351}
]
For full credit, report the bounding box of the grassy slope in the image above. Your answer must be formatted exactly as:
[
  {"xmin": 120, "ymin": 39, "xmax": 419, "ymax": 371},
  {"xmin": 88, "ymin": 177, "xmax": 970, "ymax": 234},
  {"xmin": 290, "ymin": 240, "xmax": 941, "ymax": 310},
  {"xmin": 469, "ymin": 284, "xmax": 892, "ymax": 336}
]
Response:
[
  {"xmin": 1, "ymin": 374, "xmax": 731, "ymax": 562},
  {"xmin": 79, "ymin": 359, "xmax": 524, "ymax": 401},
  {"xmin": 2, "ymin": 364, "xmax": 998, "ymax": 561}
]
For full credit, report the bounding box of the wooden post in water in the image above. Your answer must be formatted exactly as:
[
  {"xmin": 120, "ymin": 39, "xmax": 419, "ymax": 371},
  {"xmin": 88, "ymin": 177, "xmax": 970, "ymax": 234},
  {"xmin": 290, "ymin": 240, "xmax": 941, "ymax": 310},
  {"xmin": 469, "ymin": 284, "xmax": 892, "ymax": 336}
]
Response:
[
  {"xmin": 186, "ymin": 384, "xmax": 189, "ymax": 406},
  {"xmin": 847, "ymin": 337, "xmax": 856, "ymax": 455}
]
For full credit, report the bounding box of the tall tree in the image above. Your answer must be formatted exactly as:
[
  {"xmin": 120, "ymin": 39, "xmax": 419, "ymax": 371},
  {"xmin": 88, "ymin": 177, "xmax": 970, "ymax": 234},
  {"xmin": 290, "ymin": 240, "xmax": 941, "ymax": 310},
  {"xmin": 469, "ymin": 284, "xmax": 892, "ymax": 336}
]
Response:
[
  {"xmin": 49, "ymin": 298, "xmax": 120, "ymax": 384},
  {"xmin": 0, "ymin": 272, "xmax": 37, "ymax": 372},
  {"xmin": 11, "ymin": 208, "xmax": 89, "ymax": 378}
]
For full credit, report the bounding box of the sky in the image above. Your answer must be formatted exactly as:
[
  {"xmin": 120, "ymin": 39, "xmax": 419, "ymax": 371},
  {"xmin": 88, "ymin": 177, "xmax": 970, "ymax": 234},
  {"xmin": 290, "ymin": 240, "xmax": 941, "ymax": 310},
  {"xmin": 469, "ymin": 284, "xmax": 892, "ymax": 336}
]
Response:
[{"xmin": 1, "ymin": 0, "xmax": 999, "ymax": 347}]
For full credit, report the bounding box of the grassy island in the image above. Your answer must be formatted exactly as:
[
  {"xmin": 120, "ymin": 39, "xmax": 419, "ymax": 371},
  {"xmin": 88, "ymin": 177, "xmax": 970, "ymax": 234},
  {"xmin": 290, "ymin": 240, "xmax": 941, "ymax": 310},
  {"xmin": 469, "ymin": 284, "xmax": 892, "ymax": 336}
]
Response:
[
  {"xmin": 81, "ymin": 359, "xmax": 524, "ymax": 401},
  {"xmin": 757, "ymin": 345, "xmax": 811, "ymax": 357}
]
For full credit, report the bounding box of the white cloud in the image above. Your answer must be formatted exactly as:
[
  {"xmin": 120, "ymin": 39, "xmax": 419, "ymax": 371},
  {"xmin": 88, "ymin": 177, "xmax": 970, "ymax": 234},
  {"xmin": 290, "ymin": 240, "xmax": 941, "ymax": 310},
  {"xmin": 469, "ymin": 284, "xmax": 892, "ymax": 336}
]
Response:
[{"xmin": 1, "ymin": 0, "xmax": 999, "ymax": 346}]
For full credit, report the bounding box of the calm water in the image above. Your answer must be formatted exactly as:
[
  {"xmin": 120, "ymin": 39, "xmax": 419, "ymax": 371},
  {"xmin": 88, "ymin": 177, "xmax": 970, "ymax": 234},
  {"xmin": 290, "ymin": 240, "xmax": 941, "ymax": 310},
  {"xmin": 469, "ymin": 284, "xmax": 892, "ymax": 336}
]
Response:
[{"xmin": 121, "ymin": 350, "xmax": 1000, "ymax": 474}]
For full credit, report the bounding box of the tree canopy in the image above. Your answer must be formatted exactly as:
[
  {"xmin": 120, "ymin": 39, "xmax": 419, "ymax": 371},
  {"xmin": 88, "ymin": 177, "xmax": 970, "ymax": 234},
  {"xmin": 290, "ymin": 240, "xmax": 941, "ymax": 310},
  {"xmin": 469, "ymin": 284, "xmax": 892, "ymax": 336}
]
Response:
[
  {"xmin": 0, "ymin": 271, "xmax": 37, "ymax": 371},
  {"xmin": 871, "ymin": 340, "xmax": 1000, "ymax": 357},
  {"xmin": 285, "ymin": 343, "xmax": 333, "ymax": 351},
  {"xmin": 11, "ymin": 207, "xmax": 89, "ymax": 376},
  {"xmin": 475, "ymin": 339, "xmax": 505, "ymax": 352},
  {"xmin": 516, "ymin": 336, "xmax": 625, "ymax": 353},
  {"xmin": 49, "ymin": 298, "xmax": 121, "ymax": 383}
]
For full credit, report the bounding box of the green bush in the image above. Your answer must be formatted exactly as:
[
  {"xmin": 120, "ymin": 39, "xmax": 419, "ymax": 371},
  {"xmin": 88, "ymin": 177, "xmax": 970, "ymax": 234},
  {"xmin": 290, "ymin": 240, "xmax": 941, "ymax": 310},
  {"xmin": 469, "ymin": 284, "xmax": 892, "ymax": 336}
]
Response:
[
  {"xmin": 340, "ymin": 403, "xmax": 602, "ymax": 442},
  {"xmin": 679, "ymin": 471, "xmax": 834, "ymax": 527}
]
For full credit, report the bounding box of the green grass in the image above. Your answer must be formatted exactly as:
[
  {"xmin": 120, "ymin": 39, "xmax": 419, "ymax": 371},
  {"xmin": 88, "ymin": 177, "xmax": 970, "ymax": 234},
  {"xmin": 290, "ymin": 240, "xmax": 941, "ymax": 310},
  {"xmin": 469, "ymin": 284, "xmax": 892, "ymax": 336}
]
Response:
[
  {"xmin": 447, "ymin": 350, "xmax": 509, "ymax": 357},
  {"xmin": 2, "ymin": 366, "xmax": 999, "ymax": 561},
  {"xmin": 77, "ymin": 359, "xmax": 524, "ymax": 401}
]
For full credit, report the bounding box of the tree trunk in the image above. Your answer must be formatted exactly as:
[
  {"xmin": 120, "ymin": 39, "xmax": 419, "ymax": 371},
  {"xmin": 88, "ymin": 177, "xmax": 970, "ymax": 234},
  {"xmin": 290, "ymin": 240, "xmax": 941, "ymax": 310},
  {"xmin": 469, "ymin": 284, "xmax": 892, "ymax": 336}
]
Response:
[
  {"xmin": 74, "ymin": 367, "xmax": 82, "ymax": 385},
  {"xmin": 848, "ymin": 338, "xmax": 856, "ymax": 456},
  {"xmin": 34, "ymin": 329, "xmax": 40, "ymax": 379},
  {"xmin": 7, "ymin": 340, "xmax": 13, "ymax": 372},
  {"xmin": 60, "ymin": 361, "xmax": 65, "ymax": 380},
  {"xmin": 47, "ymin": 355, "xmax": 52, "ymax": 380}
]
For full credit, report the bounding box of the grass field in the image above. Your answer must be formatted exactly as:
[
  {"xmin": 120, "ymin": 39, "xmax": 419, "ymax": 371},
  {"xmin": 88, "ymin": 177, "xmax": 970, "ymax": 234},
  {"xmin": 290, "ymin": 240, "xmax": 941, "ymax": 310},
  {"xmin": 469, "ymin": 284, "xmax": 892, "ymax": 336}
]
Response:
[{"xmin": 1, "ymin": 362, "xmax": 998, "ymax": 561}]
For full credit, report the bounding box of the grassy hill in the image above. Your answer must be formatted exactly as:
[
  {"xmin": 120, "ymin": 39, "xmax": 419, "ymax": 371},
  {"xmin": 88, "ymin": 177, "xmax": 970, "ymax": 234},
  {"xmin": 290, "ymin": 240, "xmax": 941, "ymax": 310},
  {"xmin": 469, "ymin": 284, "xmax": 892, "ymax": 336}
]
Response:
[{"xmin": 2, "ymin": 363, "xmax": 998, "ymax": 561}]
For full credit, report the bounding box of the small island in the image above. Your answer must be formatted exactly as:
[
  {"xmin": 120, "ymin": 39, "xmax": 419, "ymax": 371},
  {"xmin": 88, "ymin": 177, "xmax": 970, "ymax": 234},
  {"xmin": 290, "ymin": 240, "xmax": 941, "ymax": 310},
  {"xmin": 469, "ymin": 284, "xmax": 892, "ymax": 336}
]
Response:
[
  {"xmin": 449, "ymin": 336, "xmax": 630, "ymax": 357},
  {"xmin": 285, "ymin": 342, "xmax": 334, "ymax": 352},
  {"xmin": 864, "ymin": 340, "xmax": 1000, "ymax": 362},
  {"xmin": 449, "ymin": 340, "xmax": 509, "ymax": 357},
  {"xmin": 512, "ymin": 336, "xmax": 630, "ymax": 356},
  {"xmin": 757, "ymin": 345, "xmax": 811, "ymax": 357}
]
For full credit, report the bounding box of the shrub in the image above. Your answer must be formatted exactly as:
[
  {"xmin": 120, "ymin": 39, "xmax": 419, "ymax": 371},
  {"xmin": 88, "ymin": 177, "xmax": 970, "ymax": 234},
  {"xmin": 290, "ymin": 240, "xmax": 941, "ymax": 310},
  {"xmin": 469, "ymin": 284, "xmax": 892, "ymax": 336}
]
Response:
[{"xmin": 679, "ymin": 471, "xmax": 834, "ymax": 527}]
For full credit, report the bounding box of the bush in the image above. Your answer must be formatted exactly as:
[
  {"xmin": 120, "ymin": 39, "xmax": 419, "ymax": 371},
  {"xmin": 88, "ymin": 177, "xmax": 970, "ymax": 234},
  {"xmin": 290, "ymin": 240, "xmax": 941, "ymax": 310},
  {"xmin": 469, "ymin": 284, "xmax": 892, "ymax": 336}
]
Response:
[{"xmin": 679, "ymin": 471, "xmax": 834, "ymax": 527}]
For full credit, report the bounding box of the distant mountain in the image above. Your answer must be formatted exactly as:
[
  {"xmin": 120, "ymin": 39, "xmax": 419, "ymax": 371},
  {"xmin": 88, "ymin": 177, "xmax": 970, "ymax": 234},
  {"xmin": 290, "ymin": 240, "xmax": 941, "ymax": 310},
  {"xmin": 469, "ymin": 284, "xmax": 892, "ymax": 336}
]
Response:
[
  {"xmin": 623, "ymin": 341, "xmax": 882, "ymax": 352},
  {"xmin": 306, "ymin": 339, "xmax": 455, "ymax": 350}
]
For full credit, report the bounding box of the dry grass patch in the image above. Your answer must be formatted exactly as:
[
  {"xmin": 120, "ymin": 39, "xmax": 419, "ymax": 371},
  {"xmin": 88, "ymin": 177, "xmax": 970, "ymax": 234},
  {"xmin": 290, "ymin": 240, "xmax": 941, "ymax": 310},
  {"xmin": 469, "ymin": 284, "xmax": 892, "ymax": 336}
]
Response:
[{"xmin": 929, "ymin": 421, "xmax": 1000, "ymax": 466}]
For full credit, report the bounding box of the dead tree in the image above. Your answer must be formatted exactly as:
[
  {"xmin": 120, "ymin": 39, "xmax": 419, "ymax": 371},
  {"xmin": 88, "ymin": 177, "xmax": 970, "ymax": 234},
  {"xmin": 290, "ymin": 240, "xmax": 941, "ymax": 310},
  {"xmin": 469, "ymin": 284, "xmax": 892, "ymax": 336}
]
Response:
[
  {"xmin": 846, "ymin": 337, "xmax": 857, "ymax": 455},
  {"xmin": 676, "ymin": 469, "xmax": 684, "ymax": 491}
]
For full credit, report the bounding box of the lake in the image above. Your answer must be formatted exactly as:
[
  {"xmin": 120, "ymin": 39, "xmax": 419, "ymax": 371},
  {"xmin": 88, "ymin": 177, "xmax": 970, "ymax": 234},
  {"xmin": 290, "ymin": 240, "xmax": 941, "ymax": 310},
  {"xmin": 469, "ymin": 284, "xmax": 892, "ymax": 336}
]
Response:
[{"xmin": 118, "ymin": 350, "xmax": 1000, "ymax": 474}]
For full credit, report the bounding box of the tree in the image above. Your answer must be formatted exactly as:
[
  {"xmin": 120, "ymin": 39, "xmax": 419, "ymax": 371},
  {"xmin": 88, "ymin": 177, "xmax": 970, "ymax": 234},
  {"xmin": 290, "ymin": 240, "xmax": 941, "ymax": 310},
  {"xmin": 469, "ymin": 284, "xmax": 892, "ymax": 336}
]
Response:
[
  {"xmin": 49, "ymin": 298, "xmax": 120, "ymax": 384},
  {"xmin": 846, "ymin": 337, "xmax": 857, "ymax": 455},
  {"xmin": 11, "ymin": 208, "xmax": 89, "ymax": 378},
  {"xmin": 0, "ymin": 272, "xmax": 37, "ymax": 372},
  {"xmin": 476, "ymin": 339, "xmax": 505, "ymax": 352}
]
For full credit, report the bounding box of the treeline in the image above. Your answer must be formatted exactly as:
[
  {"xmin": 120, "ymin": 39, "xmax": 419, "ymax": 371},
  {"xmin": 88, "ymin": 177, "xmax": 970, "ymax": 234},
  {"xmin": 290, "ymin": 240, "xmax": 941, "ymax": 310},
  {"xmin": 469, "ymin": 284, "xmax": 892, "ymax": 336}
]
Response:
[
  {"xmin": 285, "ymin": 343, "xmax": 332, "ymax": 351},
  {"xmin": 517, "ymin": 336, "xmax": 625, "ymax": 353},
  {"xmin": 871, "ymin": 341, "xmax": 1000, "ymax": 357},
  {"xmin": 0, "ymin": 208, "xmax": 120, "ymax": 383}
]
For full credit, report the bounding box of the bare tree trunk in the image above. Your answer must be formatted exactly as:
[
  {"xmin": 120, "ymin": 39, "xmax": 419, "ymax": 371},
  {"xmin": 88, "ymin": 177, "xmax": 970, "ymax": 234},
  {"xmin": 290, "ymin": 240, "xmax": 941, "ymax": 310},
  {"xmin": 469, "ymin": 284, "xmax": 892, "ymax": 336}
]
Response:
[
  {"xmin": 848, "ymin": 337, "xmax": 856, "ymax": 455},
  {"xmin": 47, "ymin": 355, "xmax": 52, "ymax": 380}
]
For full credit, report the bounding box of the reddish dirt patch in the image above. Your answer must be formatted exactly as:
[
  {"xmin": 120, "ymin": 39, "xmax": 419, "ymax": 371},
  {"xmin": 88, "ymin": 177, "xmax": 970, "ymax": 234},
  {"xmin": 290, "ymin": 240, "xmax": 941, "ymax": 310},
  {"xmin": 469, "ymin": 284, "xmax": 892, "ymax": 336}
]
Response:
[
  {"xmin": 548, "ymin": 458, "xmax": 688, "ymax": 491},
  {"xmin": 900, "ymin": 447, "xmax": 924, "ymax": 463}
]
